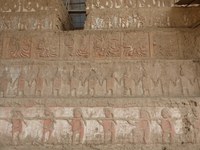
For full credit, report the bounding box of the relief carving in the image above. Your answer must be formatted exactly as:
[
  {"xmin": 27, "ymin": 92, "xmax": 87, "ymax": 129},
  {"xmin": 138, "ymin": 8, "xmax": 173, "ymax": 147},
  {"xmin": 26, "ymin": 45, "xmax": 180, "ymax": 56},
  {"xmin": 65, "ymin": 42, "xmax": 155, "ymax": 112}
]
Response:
[
  {"xmin": 0, "ymin": 61, "xmax": 198, "ymax": 98},
  {"xmin": 30, "ymin": 69, "xmax": 47, "ymax": 97},
  {"xmin": 92, "ymin": 33, "xmax": 108, "ymax": 58},
  {"xmin": 0, "ymin": 107, "xmax": 186, "ymax": 145},
  {"xmin": 88, "ymin": 0, "xmax": 137, "ymax": 9},
  {"xmin": 69, "ymin": 67, "xmax": 81, "ymax": 97},
  {"xmin": 33, "ymin": 35, "xmax": 59, "ymax": 58},
  {"xmin": 128, "ymin": 110, "xmax": 151, "ymax": 144},
  {"xmin": 3, "ymin": 36, "xmax": 32, "ymax": 58},
  {"xmin": 0, "ymin": 36, "xmax": 2, "ymax": 58},
  {"xmin": 180, "ymin": 63, "xmax": 198, "ymax": 96},
  {"xmin": 106, "ymin": 32, "xmax": 121, "ymax": 57},
  {"xmin": 141, "ymin": 63, "xmax": 162, "ymax": 96},
  {"xmin": 23, "ymin": 0, "xmax": 37, "ymax": 12},
  {"xmin": 73, "ymin": 33, "xmax": 90, "ymax": 58},
  {"xmin": 52, "ymin": 68, "xmax": 62, "ymax": 97},
  {"xmin": 0, "ymin": 0, "xmax": 20, "ymax": 12},
  {"xmin": 105, "ymin": 72, "xmax": 119, "ymax": 96},
  {"xmin": 191, "ymin": 108, "xmax": 200, "ymax": 143},
  {"xmin": 98, "ymin": 108, "xmax": 117, "ymax": 144},
  {"xmin": 84, "ymin": 69, "xmax": 101, "ymax": 97},
  {"xmin": 63, "ymin": 34, "xmax": 74, "ymax": 58},
  {"xmin": 158, "ymin": 108, "xmax": 175, "ymax": 144},
  {"xmin": 121, "ymin": 70, "xmax": 134, "ymax": 96},
  {"xmin": 15, "ymin": 69, "xmax": 27, "ymax": 96},
  {"xmin": 67, "ymin": 108, "xmax": 86, "ymax": 144},
  {"xmin": 5, "ymin": 109, "xmax": 28, "ymax": 145},
  {"xmin": 93, "ymin": 32, "xmax": 121, "ymax": 58},
  {"xmin": 0, "ymin": 70, "xmax": 12, "ymax": 97},
  {"xmin": 123, "ymin": 32, "xmax": 149, "ymax": 58},
  {"xmin": 42, "ymin": 108, "xmax": 56, "ymax": 143},
  {"xmin": 152, "ymin": 32, "xmax": 180, "ymax": 58},
  {"xmin": 138, "ymin": 0, "xmax": 175, "ymax": 7},
  {"xmin": 161, "ymin": 63, "xmax": 182, "ymax": 96}
]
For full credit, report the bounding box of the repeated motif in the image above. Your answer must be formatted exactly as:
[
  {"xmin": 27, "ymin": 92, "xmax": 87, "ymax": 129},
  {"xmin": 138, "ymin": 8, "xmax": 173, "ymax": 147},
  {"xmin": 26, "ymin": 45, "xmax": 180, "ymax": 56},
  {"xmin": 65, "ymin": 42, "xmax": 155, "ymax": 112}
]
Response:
[
  {"xmin": 0, "ymin": 107, "xmax": 184, "ymax": 145},
  {"xmin": 0, "ymin": 61, "xmax": 199, "ymax": 98}
]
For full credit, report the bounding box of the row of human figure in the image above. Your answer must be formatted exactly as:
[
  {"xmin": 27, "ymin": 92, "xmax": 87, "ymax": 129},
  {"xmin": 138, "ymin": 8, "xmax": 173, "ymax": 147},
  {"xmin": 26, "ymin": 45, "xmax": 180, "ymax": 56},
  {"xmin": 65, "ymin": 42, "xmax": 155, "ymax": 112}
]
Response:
[
  {"xmin": 0, "ymin": 65, "xmax": 199, "ymax": 97},
  {"xmin": 2, "ymin": 108, "xmax": 180, "ymax": 145}
]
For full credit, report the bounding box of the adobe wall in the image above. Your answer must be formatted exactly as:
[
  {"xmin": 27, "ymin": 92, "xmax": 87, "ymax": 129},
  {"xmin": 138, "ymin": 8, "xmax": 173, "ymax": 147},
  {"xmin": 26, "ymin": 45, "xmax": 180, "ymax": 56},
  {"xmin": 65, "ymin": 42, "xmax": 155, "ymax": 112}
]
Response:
[
  {"xmin": 85, "ymin": 0, "xmax": 200, "ymax": 29},
  {"xmin": 0, "ymin": 0, "xmax": 200, "ymax": 150},
  {"xmin": 0, "ymin": 29, "xmax": 199, "ymax": 60},
  {"xmin": 0, "ymin": 0, "xmax": 69, "ymax": 31}
]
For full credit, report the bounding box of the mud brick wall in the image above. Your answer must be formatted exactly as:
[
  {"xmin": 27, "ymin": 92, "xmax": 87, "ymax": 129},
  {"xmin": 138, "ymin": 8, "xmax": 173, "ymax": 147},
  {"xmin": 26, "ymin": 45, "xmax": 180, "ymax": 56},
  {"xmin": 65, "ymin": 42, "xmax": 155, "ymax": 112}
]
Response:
[
  {"xmin": 0, "ymin": 29, "xmax": 199, "ymax": 60},
  {"xmin": 85, "ymin": 0, "xmax": 200, "ymax": 29},
  {"xmin": 0, "ymin": 0, "xmax": 69, "ymax": 31},
  {"xmin": 0, "ymin": 60, "xmax": 199, "ymax": 98},
  {"xmin": 0, "ymin": 0, "xmax": 200, "ymax": 150}
]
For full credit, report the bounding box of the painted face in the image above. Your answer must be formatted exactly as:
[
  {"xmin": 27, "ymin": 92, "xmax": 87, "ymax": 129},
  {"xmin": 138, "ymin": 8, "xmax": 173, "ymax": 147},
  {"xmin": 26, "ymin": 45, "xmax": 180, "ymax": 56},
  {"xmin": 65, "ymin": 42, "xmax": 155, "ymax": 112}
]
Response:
[
  {"xmin": 104, "ymin": 108, "xmax": 112, "ymax": 118},
  {"xmin": 73, "ymin": 109, "xmax": 82, "ymax": 118},
  {"xmin": 161, "ymin": 109, "xmax": 170, "ymax": 119}
]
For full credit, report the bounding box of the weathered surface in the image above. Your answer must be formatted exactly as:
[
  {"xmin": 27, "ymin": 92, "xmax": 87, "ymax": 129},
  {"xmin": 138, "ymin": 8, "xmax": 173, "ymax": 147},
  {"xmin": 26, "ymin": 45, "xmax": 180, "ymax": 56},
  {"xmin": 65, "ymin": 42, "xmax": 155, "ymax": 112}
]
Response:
[
  {"xmin": 0, "ymin": 29, "xmax": 200, "ymax": 60},
  {"xmin": 85, "ymin": 7, "xmax": 200, "ymax": 29},
  {"xmin": 0, "ymin": 0, "xmax": 200, "ymax": 149},
  {"xmin": 0, "ymin": 0, "xmax": 69, "ymax": 31},
  {"xmin": 0, "ymin": 60, "xmax": 199, "ymax": 98}
]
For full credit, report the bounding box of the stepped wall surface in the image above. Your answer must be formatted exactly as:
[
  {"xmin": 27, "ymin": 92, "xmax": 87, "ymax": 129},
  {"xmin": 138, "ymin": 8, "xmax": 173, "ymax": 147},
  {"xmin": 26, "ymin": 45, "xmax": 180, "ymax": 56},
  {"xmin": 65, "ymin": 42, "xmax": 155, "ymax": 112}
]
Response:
[{"xmin": 0, "ymin": 0, "xmax": 200, "ymax": 150}]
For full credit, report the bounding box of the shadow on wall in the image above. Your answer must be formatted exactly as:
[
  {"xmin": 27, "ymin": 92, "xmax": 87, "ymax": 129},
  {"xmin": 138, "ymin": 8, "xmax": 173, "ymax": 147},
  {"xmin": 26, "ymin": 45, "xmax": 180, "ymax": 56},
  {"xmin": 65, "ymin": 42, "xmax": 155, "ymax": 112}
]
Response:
[
  {"xmin": 65, "ymin": 0, "xmax": 87, "ymax": 30},
  {"xmin": 169, "ymin": 6, "xmax": 200, "ymax": 28}
]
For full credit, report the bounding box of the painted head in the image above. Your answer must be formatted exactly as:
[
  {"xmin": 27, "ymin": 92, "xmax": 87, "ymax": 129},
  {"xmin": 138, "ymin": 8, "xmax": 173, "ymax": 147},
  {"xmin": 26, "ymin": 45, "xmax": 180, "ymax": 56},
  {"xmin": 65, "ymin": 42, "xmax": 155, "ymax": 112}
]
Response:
[
  {"xmin": 103, "ymin": 108, "xmax": 113, "ymax": 118},
  {"xmin": 161, "ymin": 108, "xmax": 171, "ymax": 119},
  {"xmin": 73, "ymin": 108, "xmax": 83, "ymax": 118}
]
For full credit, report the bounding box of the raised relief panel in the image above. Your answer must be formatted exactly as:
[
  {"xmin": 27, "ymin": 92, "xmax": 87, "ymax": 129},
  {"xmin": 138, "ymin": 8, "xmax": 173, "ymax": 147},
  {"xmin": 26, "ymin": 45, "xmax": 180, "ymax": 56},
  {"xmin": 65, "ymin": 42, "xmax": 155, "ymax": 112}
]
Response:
[
  {"xmin": 91, "ymin": 32, "xmax": 121, "ymax": 59},
  {"xmin": 137, "ymin": 0, "xmax": 175, "ymax": 8},
  {"xmin": 171, "ymin": 8, "xmax": 200, "ymax": 28},
  {"xmin": 0, "ymin": 0, "xmax": 20, "ymax": 12},
  {"xmin": 61, "ymin": 32, "xmax": 74, "ymax": 59},
  {"xmin": 0, "ymin": 14, "xmax": 19, "ymax": 30},
  {"xmin": 180, "ymin": 62, "xmax": 199, "ymax": 96},
  {"xmin": 152, "ymin": 32, "xmax": 181, "ymax": 59},
  {"xmin": 87, "ymin": 9, "xmax": 150, "ymax": 30},
  {"xmin": 73, "ymin": 32, "xmax": 90, "ymax": 59},
  {"xmin": 0, "ymin": 107, "xmax": 184, "ymax": 145},
  {"xmin": 180, "ymin": 32, "xmax": 196, "ymax": 59},
  {"xmin": 162, "ymin": 62, "xmax": 182, "ymax": 96},
  {"xmin": 122, "ymin": 32, "xmax": 150, "ymax": 59},
  {"xmin": 22, "ymin": 0, "xmax": 38, "ymax": 12},
  {"xmin": 0, "ymin": 61, "xmax": 199, "ymax": 98},
  {"xmin": 87, "ymin": 0, "xmax": 175, "ymax": 10},
  {"xmin": 0, "ymin": 69, "xmax": 12, "ymax": 98},
  {"xmin": 87, "ymin": 7, "xmax": 200, "ymax": 29},
  {"xmin": 151, "ymin": 8, "xmax": 172, "ymax": 27},
  {"xmin": 0, "ymin": 13, "xmax": 53, "ymax": 31},
  {"xmin": 0, "ymin": 34, "xmax": 2, "ymax": 58},
  {"xmin": 62, "ymin": 32, "xmax": 90, "ymax": 60},
  {"xmin": 32, "ymin": 32, "xmax": 60, "ymax": 58},
  {"xmin": 142, "ymin": 62, "xmax": 163, "ymax": 96},
  {"xmin": 194, "ymin": 33, "xmax": 200, "ymax": 59},
  {"xmin": 2, "ymin": 33, "xmax": 32, "ymax": 59}
]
